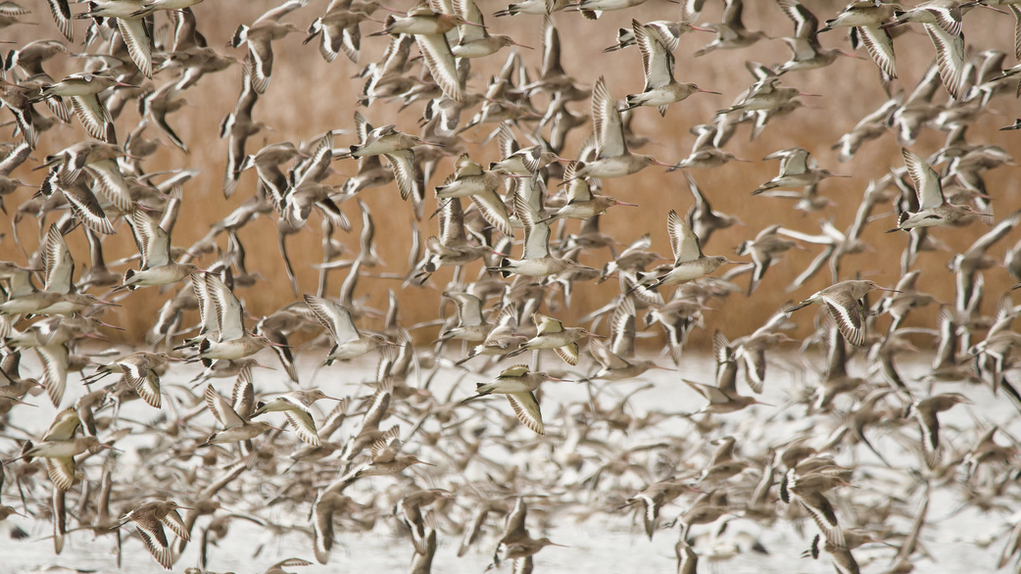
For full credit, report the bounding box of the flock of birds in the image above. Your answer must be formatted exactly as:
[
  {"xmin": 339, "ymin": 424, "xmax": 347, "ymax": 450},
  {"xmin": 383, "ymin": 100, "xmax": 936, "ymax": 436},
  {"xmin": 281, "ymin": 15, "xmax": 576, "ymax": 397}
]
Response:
[{"xmin": 2, "ymin": 0, "xmax": 1021, "ymax": 572}]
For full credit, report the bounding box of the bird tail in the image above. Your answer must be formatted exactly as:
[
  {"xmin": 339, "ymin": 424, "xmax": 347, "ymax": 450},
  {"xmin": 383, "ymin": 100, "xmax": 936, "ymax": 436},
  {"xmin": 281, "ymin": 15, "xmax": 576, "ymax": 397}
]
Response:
[{"xmin": 198, "ymin": 339, "xmax": 213, "ymax": 368}]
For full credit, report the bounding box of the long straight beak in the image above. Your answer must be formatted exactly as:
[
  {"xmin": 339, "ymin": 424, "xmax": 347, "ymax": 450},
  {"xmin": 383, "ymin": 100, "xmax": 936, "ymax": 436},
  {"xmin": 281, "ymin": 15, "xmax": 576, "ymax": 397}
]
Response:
[
  {"xmin": 653, "ymin": 159, "xmax": 674, "ymax": 167},
  {"xmin": 698, "ymin": 88, "xmax": 722, "ymax": 95},
  {"xmin": 798, "ymin": 92, "xmax": 822, "ymax": 97},
  {"xmin": 97, "ymin": 319, "xmax": 125, "ymax": 330},
  {"xmin": 981, "ymin": 4, "xmax": 1008, "ymax": 14},
  {"xmin": 614, "ymin": 200, "xmax": 639, "ymax": 207}
]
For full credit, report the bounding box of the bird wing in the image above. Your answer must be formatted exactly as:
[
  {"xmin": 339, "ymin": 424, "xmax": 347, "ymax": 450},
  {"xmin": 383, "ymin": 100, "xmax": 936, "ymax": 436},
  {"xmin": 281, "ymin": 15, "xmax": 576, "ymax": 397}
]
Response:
[
  {"xmin": 59, "ymin": 178, "xmax": 116, "ymax": 235},
  {"xmin": 206, "ymin": 274, "xmax": 245, "ymax": 341},
  {"xmin": 685, "ymin": 172, "xmax": 708, "ymax": 209},
  {"xmin": 785, "ymin": 245, "xmax": 835, "ymax": 292},
  {"xmin": 901, "ymin": 147, "xmax": 944, "ymax": 210},
  {"xmin": 44, "ymin": 0, "xmax": 74, "ymax": 41},
  {"xmin": 356, "ymin": 378, "xmax": 393, "ymax": 441},
  {"xmin": 232, "ymin": 366, "xmax": 256, "ymax": 420},
  {"xmin": 371, "ymin": 425, "xmax": 402, "ymax": 463},
  {"xmin": 540, "ymin": 15, "xmax": 565, "ymax": 80},
  {"xmin": 416, "ymin": 34, "xmax": 463, "ymax": 102},
  {"xmin": 190, "ymin": 273, "xmax": 217, "ymax": 336},
  {"xmin": 858, "ymin": 24, "xmax": 896, "ymax": 79},
  {"xmin": 682, "ymin": 378, "xmax": 731, "ymax": 404},
  {"xmin": 284, "ymin": 409, "xmax": 322, "ymax": 446},
  {"xmin": 132, "ymin": 209, "xmax": 172, "ymax": 269},
  {"xmin": 38, "ymin": 343, "xmax": 69, "ymax": 408},
  {"xmin": 564, "ymin": 170, "xmax": 594, "ymax": 204},
  {"xmin": 383, "ymin": 149, "xmax": 419, "ymax": 202},
  {"xmin": 777, "ymin": 148, "xmax": 809, "ymax": 175},
  {"xmin": 304, "ymin": 294, "xmax": 359, "ymax": 344},
  {"xmin": 515, "ymin": 190, "xmax": 551, "ymax": 260},
  {"xmin": 313, "ymin": 492, "xmax": 338, "ymax": 564},
  {"xmin": 926, "ymin": 5, "xmax": 962, "ymax": 37},
  {"xmin": 45, "ymin": 456, "xmax": 76, "ymax": 492},
  {"xmin": 591, "ymin": 76, "xmax": 627, "ymax": 159},
  {"xmin": 589, "ymin": 339, "xmax": 629, "ymax": 370},
  {"xmin": 609, "ymin": 297, "xmax": 636, "ymax": 358},
  {"xmin": 42, "ymin": 226, "xmax": 74, "ymax": 294},
  {"xmin": 159, "ymin": 509, "xmax": 190, "ymax": 542},
  {"xmin": 668, "ymin": 210, "xmax": 703, "ymax": 263},
  {"xmin": 964, "ymin": 208, "xmax": 1021, "ymax": 259},
  {"xmin": 924, "ymin": 23, "xmax": 964, "ymax": 101},
  {"xmin": 795, "ymin": 491, "xmax": 844, "ymax": 549},
  {"xmin": 453, "ymin": 0, "xmax": 488, "ymax": 42},
  {"xmin": 822, "ymin": 291, "xmax": 865, "ymax": 347},
  {"xmin": 205, "ymin": 384, "xmax": 245, "ymax": 429},
  {"xmin": 533, "ymin": 312, "xmax": 564, "ymax": 334},
  {"xmin": 86, "ymin": 159, "xmax": 133, "ymax": 213},
  {"xmin": 448, "ymin": 292, "xmax": 485, "ymax": 327},
  {"xmin": 469, "ymin": 189, "xmax": 514, "ymax": 237},
  {"xmin": 254, "ymin": 0, "xmax": 307, "ymax": 25},
  {"xmin": 129, "ymin": 365, "xmax": 162, "ymax": 409},
  {"xmin": 115, "ymin": 16, "xmax": 153, "ymax": 79},
  {"xmin": 136, "ymin": 523, "xmax": 174, "ymax": 569},
  {"xmin": 777, "ymin": 0, "xmax": 818, "ymax": 41},
  {"xmin": 43, "ymin": 407, "xmax": 81, "ymax": 442},
  {"xmin": 499, "ymin": 364, "xmax": 531, "ymax": 378},
  {"xmin": 554, "ymin": 342, "xmax": 579, "ymax": 366},
  {"xmin": 781, "ymin": 36, "xmax": 818, "ymax": 62},
  {"xmin": 507, "ymin": 392, "xmax": 544, "ymax": 435},
  {"xmin": 633, "ymin": 20, "xmax": 673, "ymax": 90}
]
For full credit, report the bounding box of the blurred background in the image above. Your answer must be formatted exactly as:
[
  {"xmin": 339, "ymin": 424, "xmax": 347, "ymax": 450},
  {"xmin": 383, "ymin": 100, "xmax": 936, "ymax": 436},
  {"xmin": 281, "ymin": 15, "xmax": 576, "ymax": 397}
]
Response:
[{"xmin": 2, "ymin": 0, "xmax": 1019, "ymax": 348}]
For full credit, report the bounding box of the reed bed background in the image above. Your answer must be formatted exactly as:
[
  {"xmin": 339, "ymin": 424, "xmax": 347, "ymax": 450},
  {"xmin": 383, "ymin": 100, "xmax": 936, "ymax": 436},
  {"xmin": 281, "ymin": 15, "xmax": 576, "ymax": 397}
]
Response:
[{"xmin": 3, "ymin": 0, "xmax": 1020, "ymax": 347}]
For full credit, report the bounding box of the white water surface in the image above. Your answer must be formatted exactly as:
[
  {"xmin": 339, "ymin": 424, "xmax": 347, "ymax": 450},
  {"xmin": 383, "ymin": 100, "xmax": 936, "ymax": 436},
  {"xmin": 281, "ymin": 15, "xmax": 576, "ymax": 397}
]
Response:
[{"xmin": 3, "ymin": 351, "xmax": 1020, "ymax": 574}]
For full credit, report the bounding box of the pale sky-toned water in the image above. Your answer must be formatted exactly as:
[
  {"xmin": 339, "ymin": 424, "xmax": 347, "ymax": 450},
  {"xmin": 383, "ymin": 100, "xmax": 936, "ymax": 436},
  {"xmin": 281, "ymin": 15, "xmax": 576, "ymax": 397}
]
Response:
[{"xmin": 4, "ymin": 351, "xmax": 1020, "ymax": 574}]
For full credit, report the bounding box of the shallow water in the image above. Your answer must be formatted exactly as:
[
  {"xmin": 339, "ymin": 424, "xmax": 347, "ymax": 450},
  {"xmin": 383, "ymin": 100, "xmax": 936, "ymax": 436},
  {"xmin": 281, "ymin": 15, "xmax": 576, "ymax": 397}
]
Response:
[{"xmin": 4, "ymin": 351, "xmax": 1020, "ymax": 574}]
